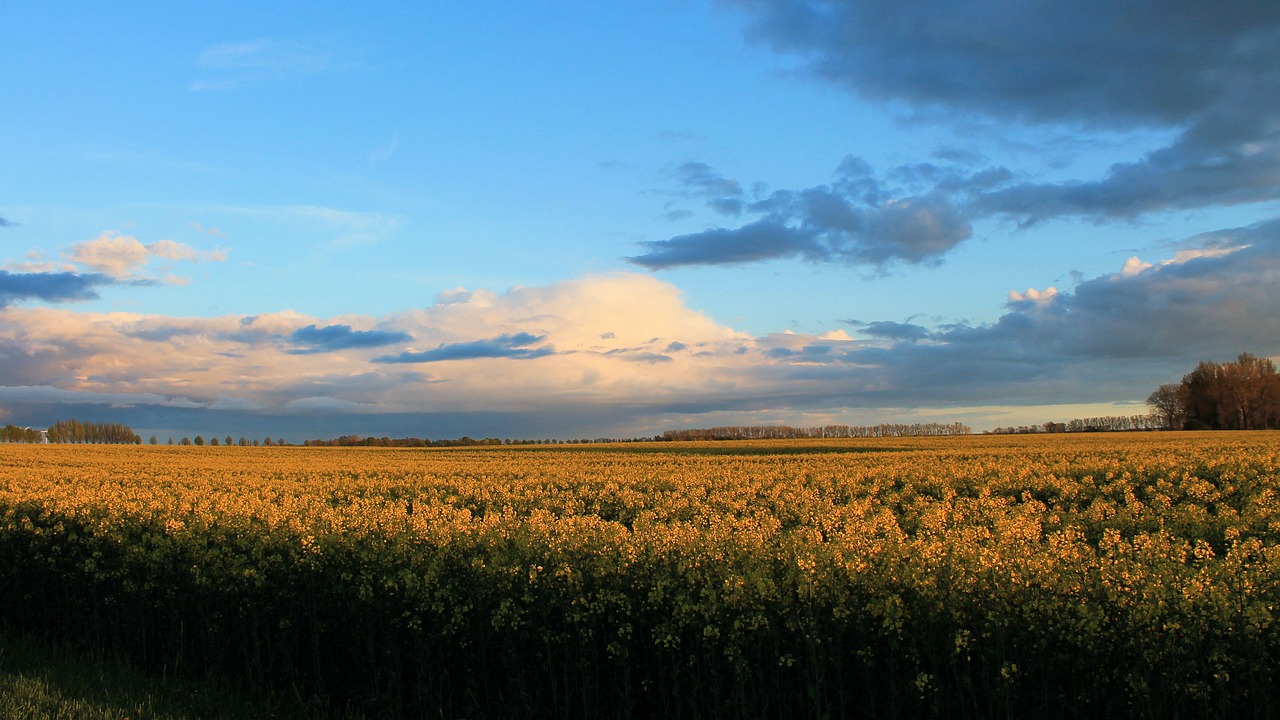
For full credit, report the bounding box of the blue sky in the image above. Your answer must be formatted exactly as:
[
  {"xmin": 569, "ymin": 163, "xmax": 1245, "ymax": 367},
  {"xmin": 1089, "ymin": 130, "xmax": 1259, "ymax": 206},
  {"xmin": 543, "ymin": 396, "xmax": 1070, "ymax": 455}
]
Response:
[{"xmin": 3, "ymin": 1, "xmax": 1279, "ymax": 441}]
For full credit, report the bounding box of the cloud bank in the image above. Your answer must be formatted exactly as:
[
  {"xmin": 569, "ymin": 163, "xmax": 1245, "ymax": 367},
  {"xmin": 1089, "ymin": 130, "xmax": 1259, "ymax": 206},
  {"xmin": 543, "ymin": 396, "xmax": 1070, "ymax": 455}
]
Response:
[{"xmin": 2, "ymin": 222, "xmax": 1277, "ymax": 437}]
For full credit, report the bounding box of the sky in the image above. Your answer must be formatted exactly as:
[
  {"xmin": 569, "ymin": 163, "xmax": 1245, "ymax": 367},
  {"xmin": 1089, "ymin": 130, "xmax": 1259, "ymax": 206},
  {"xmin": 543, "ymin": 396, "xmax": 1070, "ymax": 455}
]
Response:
[{"xmin": 2, "ymin": 0, "xmax": 1279, "ymax": 441}]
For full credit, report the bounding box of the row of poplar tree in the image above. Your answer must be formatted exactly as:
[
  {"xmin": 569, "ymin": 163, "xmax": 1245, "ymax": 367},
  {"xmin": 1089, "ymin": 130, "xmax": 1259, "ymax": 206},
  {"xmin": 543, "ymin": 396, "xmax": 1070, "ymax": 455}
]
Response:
[{"xmin": 0, "ymin": 419, "xmax": 142, "ymax": 444}]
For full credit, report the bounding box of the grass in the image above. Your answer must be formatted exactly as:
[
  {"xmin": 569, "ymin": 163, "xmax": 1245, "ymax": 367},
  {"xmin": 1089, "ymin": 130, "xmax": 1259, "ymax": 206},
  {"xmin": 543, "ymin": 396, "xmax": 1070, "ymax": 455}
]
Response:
[{"xmin": 0, "ymin": 627, "xmax": 345, "ymax": 720}]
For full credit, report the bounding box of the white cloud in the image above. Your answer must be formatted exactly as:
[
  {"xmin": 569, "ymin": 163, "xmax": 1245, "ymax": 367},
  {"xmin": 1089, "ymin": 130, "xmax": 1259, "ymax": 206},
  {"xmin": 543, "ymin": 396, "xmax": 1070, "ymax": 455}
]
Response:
[
  {"xmin": 61, "ymin": 232, "xmax": 227, "ymax": 283},
  {"xmin": 1008, "ymin": 286, "xmax": 1058, "ymax": 303},
  {"xmin": 65, "ymin": 233, "xmax": 151, "ymax": 278},
  {"xmin": 1120, "ymin": 256, "xmax": 1152, "ymax": 277}
]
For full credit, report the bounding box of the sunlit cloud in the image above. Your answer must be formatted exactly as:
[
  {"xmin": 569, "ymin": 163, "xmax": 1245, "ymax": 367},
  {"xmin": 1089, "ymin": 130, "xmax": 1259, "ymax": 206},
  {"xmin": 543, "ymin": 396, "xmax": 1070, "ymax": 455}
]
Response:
[{"xmin": 57, "ymin": 232, "xmax": 227, "ymax": 286}]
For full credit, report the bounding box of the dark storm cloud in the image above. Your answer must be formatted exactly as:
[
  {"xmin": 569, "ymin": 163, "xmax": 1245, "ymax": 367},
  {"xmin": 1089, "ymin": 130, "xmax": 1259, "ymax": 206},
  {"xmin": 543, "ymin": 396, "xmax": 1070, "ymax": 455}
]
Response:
[
  {"xmin": 731, "ymin": 0, "xmax": 1280, "ymax": 127},
  {"xmin": 287, "ymin": 323, "xmax": 413, "ymax": 354},
  {"xmin": 639, "ymin": 1, "xmax": 1280, "ymax": 269},
  {"xmin": 0, "ymin": 270, "xmax": 114, "ymax": 307},
  {"xmin": 739, "ymin": 0, "xmax": 1280, "ymax": 218},
  {"xmin": 372, "ymin": 332, "xmax": 553, "ymax": 364}
]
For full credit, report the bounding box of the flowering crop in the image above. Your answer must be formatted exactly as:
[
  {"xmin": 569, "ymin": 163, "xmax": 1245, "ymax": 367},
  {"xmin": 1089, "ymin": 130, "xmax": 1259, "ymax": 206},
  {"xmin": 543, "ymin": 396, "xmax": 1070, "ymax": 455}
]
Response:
[{"xmin": 1, "ymin": 432, "xmax": 1278, "ymax": 718}]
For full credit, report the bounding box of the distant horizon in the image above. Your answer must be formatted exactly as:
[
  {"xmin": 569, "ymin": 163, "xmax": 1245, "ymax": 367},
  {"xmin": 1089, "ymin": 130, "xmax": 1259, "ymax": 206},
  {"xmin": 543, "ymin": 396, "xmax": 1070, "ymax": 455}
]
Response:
[{"xmin": 3, "ymin": 2, "xmax": 1278, "ymax": 441}]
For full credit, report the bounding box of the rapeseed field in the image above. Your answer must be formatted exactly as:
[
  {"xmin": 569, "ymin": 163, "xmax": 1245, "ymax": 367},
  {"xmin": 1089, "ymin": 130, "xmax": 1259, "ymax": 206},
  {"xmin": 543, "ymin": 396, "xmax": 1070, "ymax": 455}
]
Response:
[{"xmin": 2, "ymin": 433, "xmax": 1277, "ymax": 718}]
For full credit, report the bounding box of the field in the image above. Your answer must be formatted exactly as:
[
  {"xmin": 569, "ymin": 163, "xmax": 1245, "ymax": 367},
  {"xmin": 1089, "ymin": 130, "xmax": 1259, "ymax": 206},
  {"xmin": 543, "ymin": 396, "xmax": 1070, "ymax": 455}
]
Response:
[{"xmin": 2, "ymin": 432, "xmax": 1279, "ymax": 718}]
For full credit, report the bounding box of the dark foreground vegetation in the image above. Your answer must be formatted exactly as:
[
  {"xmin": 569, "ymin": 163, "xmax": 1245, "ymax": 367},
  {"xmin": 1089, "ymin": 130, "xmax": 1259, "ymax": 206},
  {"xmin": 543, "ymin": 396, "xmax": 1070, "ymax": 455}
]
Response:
[{"xmin": 0, "ymin": 626, "xmax": 339, "ymax": 720}]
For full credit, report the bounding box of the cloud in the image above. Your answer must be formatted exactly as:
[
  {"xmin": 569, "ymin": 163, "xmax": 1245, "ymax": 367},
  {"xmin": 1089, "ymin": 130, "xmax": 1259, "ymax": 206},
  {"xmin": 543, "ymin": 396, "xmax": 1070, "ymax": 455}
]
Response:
[
  {"xmin": 191, "ymin": 38, "xmax": 354, "ymax": 90},
  {"xmin": 645, "ymin": 2, "xmax": 1280, "ymax": 269},
  {"xmin": 752, "ymin": 0, "xmax": 1280, "ymax": 214},
  {"xmin": 854, "ymin": 321, "xmax": 931, "ymax": 342},
  {"xmin": 1007, "ymin": 287, "xmax": 1059, "ymax": 305},
  {"xmin": 0, "ymin": 385, "xmax": 205, "ymax": 409},
  {"xmin": 732, "ymin": 0, "xmax": 1280, "ymax": 128},
  {"xmin": 672, "ymin": 162, "xmax": 745, "ymax": 216},
  {"xmin": 64, "ymin": 234, "xmax": 150, "ymax": 277},
  {"xmin": 226, "ymin": 205, "xmax": 401, "ymax": 249},
  {"xmin": 370, "ymin": 134, "xmax": 399, "ymax": 163},
  {"xmin": 631, "ymin": 157, "xmax": 986, "ymax": 269},
  {"xmin": 0, "ymin": 275, "xmax": 748, "ymax": 425},
  {"xmin": 821, "ymin": 219, "xmax": 1280, "ymax": 405},
  {"xmin": 190, "ymin": 222, "xmax": 226, "ymax": 238},
  {"xmin": 0, "ymin": 217, "xmax": 16, "ymax": 227},
  {"xmin": 1, "ymin": 234, "xmax": 1275, "ymax": 439},
  {"xmin": 62, "ymin": 232, "xmax": 226, "ymax": 282},
  {"xmin": 373, "ymin": 333, "xmax": 554, "ymax": 364},
  {"xmin": 288, "ymin": 324, "xmax": 413, "ymax": 354},
  {"xmin": 0, "ymin": 271, "xmax": 113, "ymax": 307}
]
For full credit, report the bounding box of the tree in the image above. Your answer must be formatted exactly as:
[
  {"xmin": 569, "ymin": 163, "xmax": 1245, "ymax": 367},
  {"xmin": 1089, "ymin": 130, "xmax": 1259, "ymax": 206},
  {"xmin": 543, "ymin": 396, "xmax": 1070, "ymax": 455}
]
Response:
[
  {"xmin": 194, "ymin": 435, "xmax": 205, "ymax": 446},
  {"xmin": 149, "ymin": 435, "xmax": 158, "ymax": 445},
  {"xmin": 225, "ymin": 436, "xmax": 233, "ymax": 447},
  {"xmin": 1178, "ymin": 353, "xmax": 1280, "ymax": 430},
  {"xmin": 1146, "ymin": 384, "xmax": 1186, "ymax": 429}
]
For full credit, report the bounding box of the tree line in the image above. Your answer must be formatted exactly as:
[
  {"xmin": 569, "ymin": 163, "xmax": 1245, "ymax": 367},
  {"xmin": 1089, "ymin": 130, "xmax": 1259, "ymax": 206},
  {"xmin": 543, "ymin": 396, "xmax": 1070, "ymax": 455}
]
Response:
[
  {"xmin": 0, "ymin": 419, "xmax": 143, "ymax": 444},
  {"xmin": 1148, "ymin": 352, "xmax": 1280, "ymax": 430},
  {"xmin": 150, "ymin": 436, "xmax": 289, "ymax": 447},
  {"xmin": 987, "ymin": 415, "xmax": 1168, "ymax": 435},
  {"xmin": 303, "ymin": 435, "xmax": 501, "ymax": 448},
  {"xmin": 0, "ymin": 425, "xmax": 46, "ymax": 443},
  {"xmin": 660, "ymin": 422, "xmax": 972, "ymax": 441}
]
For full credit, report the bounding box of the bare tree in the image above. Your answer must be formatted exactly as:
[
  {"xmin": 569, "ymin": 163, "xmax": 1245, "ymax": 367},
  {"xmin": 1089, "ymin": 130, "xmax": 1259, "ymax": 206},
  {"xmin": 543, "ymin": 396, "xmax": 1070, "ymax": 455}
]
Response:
[{"xmin": 1146, "ymin": 383, "xmax": 1186, "ymax": 429}]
